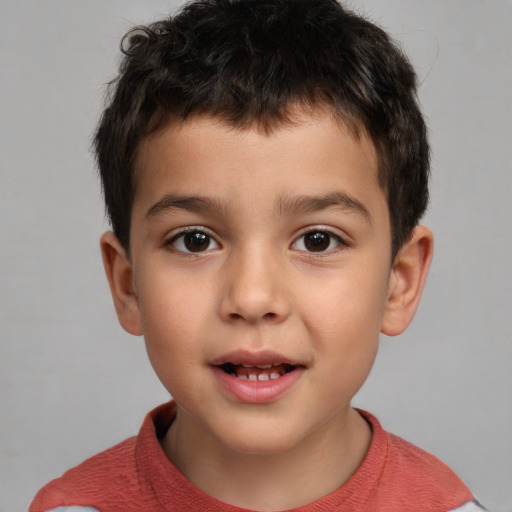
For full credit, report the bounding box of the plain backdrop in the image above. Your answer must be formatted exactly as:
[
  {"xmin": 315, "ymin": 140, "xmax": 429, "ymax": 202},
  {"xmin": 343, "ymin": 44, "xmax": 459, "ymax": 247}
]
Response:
[{"xmin": 1, "ymin": 1, "xmax": 511, "ymax": 511}]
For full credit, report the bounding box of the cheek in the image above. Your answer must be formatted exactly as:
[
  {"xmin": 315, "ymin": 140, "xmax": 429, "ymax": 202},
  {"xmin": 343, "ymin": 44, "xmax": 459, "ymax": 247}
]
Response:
[
  {"xmin": 299, "ymin": 267, "xmax": 389, "ymax": 376},
  {"xmin": 135, "ymin": 272, "xmax": 212, "ymax": 370},
  {"xmin": 137, "ymin": 265, "xmax": 208, "ymax": 331},
  {"xmin": 139, "ymin": 289, "xmax": 205, "ymax": 399},
  {"xmin": 302, "ymin": 269, "xmax": 389, "ymax": 338}
]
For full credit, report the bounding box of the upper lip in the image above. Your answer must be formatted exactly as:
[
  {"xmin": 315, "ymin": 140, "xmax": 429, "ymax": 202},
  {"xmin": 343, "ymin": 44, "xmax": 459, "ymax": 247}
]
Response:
[{"xmin": 210, "ymin": 349, "xmax": 302, "ymax": 367}]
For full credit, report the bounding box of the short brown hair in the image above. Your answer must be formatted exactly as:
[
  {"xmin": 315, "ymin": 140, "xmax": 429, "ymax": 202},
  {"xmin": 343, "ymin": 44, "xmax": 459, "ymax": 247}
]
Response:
[{"xmin": 95, "ymin": 0, "xmax": 429, "ymax": 257}]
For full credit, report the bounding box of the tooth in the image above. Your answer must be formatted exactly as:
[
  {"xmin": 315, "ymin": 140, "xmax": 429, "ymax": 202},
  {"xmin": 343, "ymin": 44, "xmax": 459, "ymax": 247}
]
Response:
[
  {"xmin": 256, "ymin": 364, "xmax": 272, "ymax": 369},
  {"xmin": 248, "ymin": 374, "xmax": 257, "ymax": 381},
  {"xmin": 258, "ymin": 373, "xmax": 269, "ymax": 381},
  {"xmin": 270, "ymin": 372, "xmax": 280, "ymax": 380},
  {"xmin": 237, "ymin": 375, "xmax": 248, "ymax": 380},
  {"xmin": 242, "ymin": 364, "xmax": 254, "ymax": 368}
]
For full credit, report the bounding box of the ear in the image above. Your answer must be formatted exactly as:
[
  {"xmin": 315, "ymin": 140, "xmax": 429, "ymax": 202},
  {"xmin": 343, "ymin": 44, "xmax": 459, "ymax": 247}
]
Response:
[
  {"xmin": 381, "ymin": 226, "xmax": 433, "ymax": 336},
  {"xmin": 100, "ymin": 231, "xmax": 143, "ymax": 336}
]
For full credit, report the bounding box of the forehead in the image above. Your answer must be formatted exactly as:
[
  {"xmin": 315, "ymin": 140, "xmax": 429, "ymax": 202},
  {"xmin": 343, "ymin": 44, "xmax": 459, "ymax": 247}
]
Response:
[
  {"xmin": 134, "ymin": 110, "xmax": 380, "ymax": 199},
  {"xmin": 129, "ymin": 113, "xmax": 392, "ymax": 241}
]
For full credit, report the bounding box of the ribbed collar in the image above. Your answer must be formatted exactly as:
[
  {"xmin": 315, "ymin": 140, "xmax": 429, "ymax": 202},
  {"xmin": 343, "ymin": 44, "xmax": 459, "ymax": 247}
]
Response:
[{"xmin": 134, "ymin": 401, "xmax": 388, "ymax": 511}]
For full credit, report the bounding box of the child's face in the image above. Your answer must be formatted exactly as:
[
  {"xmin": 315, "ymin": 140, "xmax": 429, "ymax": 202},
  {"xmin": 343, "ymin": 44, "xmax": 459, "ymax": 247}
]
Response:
[{"xmin": 112, "ymin": 112, "xmax": 404, "ymax": 454}]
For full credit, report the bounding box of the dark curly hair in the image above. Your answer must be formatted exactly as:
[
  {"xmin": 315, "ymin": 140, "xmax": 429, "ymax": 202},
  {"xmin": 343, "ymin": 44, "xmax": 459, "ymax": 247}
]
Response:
[{"xmin": 94, "ymin": 0, "xmax": 429, "ymax": 258}]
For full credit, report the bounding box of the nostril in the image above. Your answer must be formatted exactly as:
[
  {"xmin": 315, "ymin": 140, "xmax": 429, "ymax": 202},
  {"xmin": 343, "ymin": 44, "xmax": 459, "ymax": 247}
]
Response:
[{"xmin": 228, "ymin": 312, "xmax": 277, "ymax": 321}]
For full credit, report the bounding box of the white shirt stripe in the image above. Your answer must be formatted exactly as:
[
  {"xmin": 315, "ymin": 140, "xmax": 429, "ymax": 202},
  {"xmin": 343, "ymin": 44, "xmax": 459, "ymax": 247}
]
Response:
[
  {"xmin": 44, "ymin": 500, "xmax": 486, "ymax": 512},
  {"xmin": 448, "ymin": 502, "xmax": 487, "ymax": 512}
]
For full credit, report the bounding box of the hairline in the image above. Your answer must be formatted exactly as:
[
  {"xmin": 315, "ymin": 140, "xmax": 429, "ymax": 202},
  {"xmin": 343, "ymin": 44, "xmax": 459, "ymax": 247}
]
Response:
[{"xmin": 127, "ymin": 104, "xmax": 394, "ymax": 256}]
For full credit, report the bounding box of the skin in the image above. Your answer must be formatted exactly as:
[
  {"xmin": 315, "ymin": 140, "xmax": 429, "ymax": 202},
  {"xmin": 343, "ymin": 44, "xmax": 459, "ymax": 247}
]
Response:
[{"xmin": 101, "ymin": 111, "xmax": 433, "ymax": 511}]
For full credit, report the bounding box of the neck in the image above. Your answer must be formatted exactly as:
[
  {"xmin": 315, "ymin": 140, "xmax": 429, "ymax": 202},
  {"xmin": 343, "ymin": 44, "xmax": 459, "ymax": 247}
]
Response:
[{"xmin": 162, "ymin": 406, "xmax": 372, "ymax": 511}]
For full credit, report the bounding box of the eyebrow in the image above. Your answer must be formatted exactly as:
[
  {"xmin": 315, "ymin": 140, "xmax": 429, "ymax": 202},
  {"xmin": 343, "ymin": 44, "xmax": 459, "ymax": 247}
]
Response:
[
  {"xmin": 146, "ymin": 190, "xmax": 371, "ymax": 223},
  {"xmin": 275, "ymin": 192, "xmax": 372, "ymax": 223},
  {"xmin": 146, "ymin": 194, "xmax": 232, "ymax": 218}
]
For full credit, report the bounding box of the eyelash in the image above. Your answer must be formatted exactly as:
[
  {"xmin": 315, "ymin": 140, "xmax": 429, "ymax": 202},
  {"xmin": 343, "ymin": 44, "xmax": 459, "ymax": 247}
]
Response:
[
  {"xmin": 164, "ymin": 226, "xmax": 348, "ymax": 255},
  {"xmin": 165, "ymin": 227, "xmax": 220, "ymax": 254},
  {"xmin": 291, "ymin": 228, "xmax": 348, "ymax": 256}
]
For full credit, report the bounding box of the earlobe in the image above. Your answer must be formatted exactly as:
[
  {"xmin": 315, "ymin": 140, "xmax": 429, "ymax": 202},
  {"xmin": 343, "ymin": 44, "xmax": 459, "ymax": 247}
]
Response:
[
  {"xmin": 100, "ymin": 231, "xmax": 143, "ymax": 336},
  {"xmin": 381, "ymin": 226, "xmax": 433, "ymax": 336}
]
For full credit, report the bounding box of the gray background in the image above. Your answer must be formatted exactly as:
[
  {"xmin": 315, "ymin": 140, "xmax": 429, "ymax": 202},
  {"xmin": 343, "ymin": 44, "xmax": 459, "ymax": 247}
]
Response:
[{"xmin": 1, "ymin": 1, "xmax": 511, "ymax": 511}]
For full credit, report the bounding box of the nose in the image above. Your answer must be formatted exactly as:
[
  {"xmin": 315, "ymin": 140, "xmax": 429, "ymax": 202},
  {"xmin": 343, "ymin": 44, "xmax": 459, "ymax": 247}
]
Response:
[{"xmin": 218, "ymin": 245, "xmax": 291, "ymax": 324}]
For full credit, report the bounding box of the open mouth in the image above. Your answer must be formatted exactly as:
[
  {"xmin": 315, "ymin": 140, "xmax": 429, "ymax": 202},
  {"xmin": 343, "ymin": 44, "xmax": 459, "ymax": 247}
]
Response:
[{"xmin": 217, "ymin": 362, "xmax": 297, "ymax": 381}]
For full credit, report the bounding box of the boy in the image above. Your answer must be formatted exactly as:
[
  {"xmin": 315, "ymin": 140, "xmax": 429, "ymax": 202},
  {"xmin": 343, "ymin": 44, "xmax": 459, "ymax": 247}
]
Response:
[{"xmin": 30, "ymin": 0, "xmax": 485, "ymax": 510}]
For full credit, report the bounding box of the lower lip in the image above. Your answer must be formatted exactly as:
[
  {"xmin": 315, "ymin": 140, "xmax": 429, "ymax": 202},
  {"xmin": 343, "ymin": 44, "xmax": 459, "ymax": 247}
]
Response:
[{"xmin": 212, "ymin": 366, "xmax": 304, "ymax": 404}]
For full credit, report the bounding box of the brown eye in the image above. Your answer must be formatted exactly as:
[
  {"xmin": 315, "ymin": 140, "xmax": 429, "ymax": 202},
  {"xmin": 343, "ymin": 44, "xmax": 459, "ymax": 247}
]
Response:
[
  {"xmin": 292, "ymin": 230, "xmax": 344, "ymax": 253},
  {"xmin": 303, "ymin": 232, "xmax": 330, "ymax": 252},
  {"xmin": 184, "ymin": 232, "xmax": 210, "ymax": 252},
  {"xmin": 169, "ymin": 229, "xmax": 220, "ymax": 253}
]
